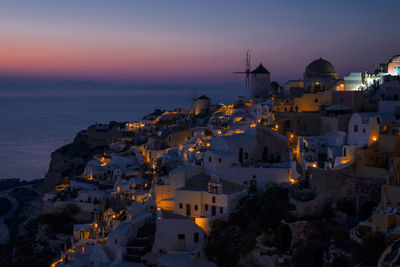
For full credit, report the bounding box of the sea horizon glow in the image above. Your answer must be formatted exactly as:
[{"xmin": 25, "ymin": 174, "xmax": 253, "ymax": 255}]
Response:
[{"xmin": 1, "ymin": 0, "xmax": 400, "ymax": 84}]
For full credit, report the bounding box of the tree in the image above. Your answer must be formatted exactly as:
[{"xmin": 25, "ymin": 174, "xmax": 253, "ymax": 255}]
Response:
[{"xmin": 356, "ymin": 232, "xmax": 386, "ymax": 266}]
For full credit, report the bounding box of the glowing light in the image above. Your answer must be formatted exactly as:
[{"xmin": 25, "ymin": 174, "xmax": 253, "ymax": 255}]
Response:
[
  {"xmin": 290, "ymin": 134, "xmax": 294, "ymax": 139},
  {"xmin": 51, "ymin": 257, "xmax": 64, "ymax": 267},
  {"xmin": 372, "ymin": 136, "xmax": 377, "ymax": 142},
  {"xmin": 312, "ymin": 163, "xmax": 317, "ymax": 168}
]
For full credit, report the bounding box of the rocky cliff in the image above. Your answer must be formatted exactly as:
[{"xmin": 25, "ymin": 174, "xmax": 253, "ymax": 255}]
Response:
[{"xmin": 40, "ymin": 129, "xmax": 109, "ymax": 194}]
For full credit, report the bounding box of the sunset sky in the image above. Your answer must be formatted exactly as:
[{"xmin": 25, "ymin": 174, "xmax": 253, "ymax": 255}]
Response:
[{"xmin": 1, "ymin": 0, "xmax": 400, "ymax": 84}]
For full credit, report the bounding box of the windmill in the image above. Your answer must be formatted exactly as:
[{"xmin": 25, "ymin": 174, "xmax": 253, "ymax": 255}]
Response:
[
  {"xmin": 233, "ymin": 50, "xmax": 251, "ymax": 96},
  {"xmin": 188, "ymin": 88, "xmax": 197, "ymax": 110}
]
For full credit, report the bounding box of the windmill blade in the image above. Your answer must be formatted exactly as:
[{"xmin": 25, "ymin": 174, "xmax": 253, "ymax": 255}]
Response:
[
  {"xmin": 188, "ymin": 88, "xmax": 197, "ymax": 110},
  {"xmin": 232, "ymin": 50, "xmax": 252, "ymax": 96},
  {"xmin": 246, "ymin": 50, "xmax": 251, "ymax": 96}
]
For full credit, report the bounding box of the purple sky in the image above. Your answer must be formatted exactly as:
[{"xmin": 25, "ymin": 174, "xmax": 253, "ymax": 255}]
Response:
[{"xmin": 0, "ymin": 0, "xmax": 399, "ymax": 84}]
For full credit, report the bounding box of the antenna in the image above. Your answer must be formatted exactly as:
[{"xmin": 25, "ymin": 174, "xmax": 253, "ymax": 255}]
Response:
[{"xmin": 233, "ymin": 49, "xmax": 251, "ymax": 96}]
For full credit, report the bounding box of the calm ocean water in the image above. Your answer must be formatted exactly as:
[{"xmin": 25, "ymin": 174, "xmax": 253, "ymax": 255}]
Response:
[{"xmin": 0, "ymin": 84, "xmax": 239, "ymax": 180}]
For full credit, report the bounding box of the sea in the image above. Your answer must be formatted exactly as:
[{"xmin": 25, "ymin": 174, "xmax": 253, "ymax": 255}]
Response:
[{"xmin": 0, "ymin": 80, "xmax": 241, "ymax": 180}]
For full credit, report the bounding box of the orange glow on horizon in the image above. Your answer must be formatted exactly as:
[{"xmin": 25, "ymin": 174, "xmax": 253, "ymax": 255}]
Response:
[{"xmin": 0, "ymin": 40, "xmax": 240, "ymax": 82}]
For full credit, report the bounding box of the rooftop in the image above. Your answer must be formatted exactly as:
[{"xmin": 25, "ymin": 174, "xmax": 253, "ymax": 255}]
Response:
[
  {"xmin": 177, "ymin": 173, "xmax": 246, "ymax": 194},
  {"xmin": 251, "ymin": 64, "xmax": 270, "ymax": 74}
]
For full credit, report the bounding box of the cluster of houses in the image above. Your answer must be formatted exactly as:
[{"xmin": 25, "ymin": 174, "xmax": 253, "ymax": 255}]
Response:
[{"xmin": 49, "ymin": 54, "xmax": 400, "ymax": 266}]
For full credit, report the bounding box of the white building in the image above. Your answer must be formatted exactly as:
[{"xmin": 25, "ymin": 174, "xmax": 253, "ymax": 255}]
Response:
[
  {"xmin": 202, "ymin": 129, "xmax": 293, "ymax": 189},
  {"xmin": 344, "ymin": 72, "xmax": 363, "ymax": 91},
  {"xmin": 347, "ymin": 113, "xmax": 381, "ymax": 146},
  {"xmin": 143, "ymin": 212, "xmax": 211, "ymax": 267},
  {"xmin": 378, "ymin": 80, "xmax": 400, "ymax": 118},
  {"xmin": 173, "ymin": 174, "xmax": 247, "ymax": 219}
]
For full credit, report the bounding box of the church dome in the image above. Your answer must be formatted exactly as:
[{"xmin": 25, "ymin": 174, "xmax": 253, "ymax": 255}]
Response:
[{"xmin": 304, "ymin": 58, "xmax": 338, "ymax": 79}]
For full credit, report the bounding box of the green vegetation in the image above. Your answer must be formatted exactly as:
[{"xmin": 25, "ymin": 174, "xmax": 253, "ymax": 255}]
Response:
[
  {"xmin": 37, "ymin": 212, "xmax": 76, "ymax": 235},
  {"xmin": 0, "ymin": 197, "xmax": 12, "ymax": 216},
  {"xmin": 205, "ymin": 185, "xmax": 386, "ymax": 267},
  {"xmin": 355, "ymin": 232, "xmax": 386, "ymax": 266},
  {"xmin": 63, "ymin": 203, "xmax": 81, "ymax": 216},
  {"xmin": 205, "ymin": 185, "xmax": 294, "ymax": 267}
]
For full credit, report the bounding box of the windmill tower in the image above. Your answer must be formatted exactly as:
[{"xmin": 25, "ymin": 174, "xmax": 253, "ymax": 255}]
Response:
[
  {"xmin": 233, "ymin": 50, "xmax": 251, "ymax": 96},
  {"xmin": 250, "ymin": 63, "xmax": 270, "ymax": 99}
]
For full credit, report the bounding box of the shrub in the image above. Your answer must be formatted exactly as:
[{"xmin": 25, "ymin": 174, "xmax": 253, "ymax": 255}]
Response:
[
  {"xmin": 356, "ymin": 232, "xmax": 386, "ymax": 266},
  {"xmin": 64, "ymin": 204, "xmax": 80, "ymax": 215}
]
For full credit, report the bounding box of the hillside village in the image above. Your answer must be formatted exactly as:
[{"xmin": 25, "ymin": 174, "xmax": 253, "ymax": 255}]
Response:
[{"xmin": 3, "ymin": 55, "xmax": 400, "ymax": 267}]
